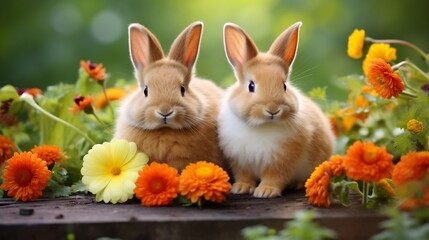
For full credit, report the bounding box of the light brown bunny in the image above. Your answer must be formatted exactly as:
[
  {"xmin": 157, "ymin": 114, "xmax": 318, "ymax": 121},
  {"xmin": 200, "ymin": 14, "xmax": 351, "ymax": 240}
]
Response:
[
  {"xmin": 218, "ymin": 22, "xmax": 336, "ymax": 198},
  {"xmin": 114, "ymin": 22, "xmax": 226, "ymax": 171}
]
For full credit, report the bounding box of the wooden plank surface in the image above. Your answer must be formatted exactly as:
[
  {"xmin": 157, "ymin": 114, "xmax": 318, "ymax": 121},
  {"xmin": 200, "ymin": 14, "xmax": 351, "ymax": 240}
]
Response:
[{"xmin": 0, "ymin": 190, "xmax": 385, "ymax": 240}]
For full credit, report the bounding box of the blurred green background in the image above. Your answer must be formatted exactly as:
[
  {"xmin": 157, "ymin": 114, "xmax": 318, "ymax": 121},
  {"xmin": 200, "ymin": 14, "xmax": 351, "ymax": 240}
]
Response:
[{"xmin": 1, "ymin": 0, "xmax": 428, "ymax": 100}]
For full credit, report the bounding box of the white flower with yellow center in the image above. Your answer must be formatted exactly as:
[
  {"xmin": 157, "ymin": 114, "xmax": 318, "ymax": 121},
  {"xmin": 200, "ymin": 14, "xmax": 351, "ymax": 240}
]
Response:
[{"xmin": 81, "ymin": 139, "xmax": 148, "ymax": 203}]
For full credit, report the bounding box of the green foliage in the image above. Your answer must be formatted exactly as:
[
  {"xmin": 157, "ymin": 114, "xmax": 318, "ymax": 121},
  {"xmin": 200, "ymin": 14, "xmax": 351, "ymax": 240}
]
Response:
[
  {"xmin": 371, "ymin": 208, "xmax": 429, "ymax": 240},
  {"xmin": 242, "ymin": 210, "xmax": 337, "ymax": 240},
  {"xmin": 0, "ymin": 66, "xmax": 114, "ymax": 199}
]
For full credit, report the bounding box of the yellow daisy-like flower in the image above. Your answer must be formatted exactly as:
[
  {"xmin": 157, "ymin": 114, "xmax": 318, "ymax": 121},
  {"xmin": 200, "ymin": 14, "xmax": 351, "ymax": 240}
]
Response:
[
  {"xmin": 407, "ymin": 119, "xmax": 424, "ymax": 134},
  {"xmin": 81, "ymin": 139, "xmax": 149, "ymax": 204},
  {"xmin": 363, "ymin": 43, "xmax": 397, "ymax": 75},
  {"xmin": 347, "ymin": 29, "xmax": 365, "ymax": 59},
  {"xmin": 179, "ymin": 161, "xmax": 231, "ymax": 205}
]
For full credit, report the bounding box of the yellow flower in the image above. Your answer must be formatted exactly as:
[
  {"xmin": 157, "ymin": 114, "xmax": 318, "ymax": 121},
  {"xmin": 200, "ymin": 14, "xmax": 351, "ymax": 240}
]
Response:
[
  {"xmin": 94, "ymin": 87, "xmax": 127, "ymax": 109},
  {"xmin": 363, "ymin": 43, "xmax": 397, "ymax": 75},
  {"xmin": 347, "ymin": 29, "xmax": 365, "ymax": 59},
  {"xmin": 81, "ymin": 139, "xmax": 149, "ymax": 204},
  {"xmin": 407, "ymin": 119, "xmax": 424, "ymax": 134}
]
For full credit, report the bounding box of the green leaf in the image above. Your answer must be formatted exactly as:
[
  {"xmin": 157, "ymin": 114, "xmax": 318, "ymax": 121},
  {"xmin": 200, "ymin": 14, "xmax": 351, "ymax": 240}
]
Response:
[
  {"xmin": 308, "ymin": 87, "xmax": 327, "ymax": 101},
  {"xmin": 44, "ymin": 180, "xmax": 72, "ymax": 198},
  {"xmin": 0, "ymin": 85, "xmax": 19, "ymax": 102},
  {"xmin": 71, "ymin": 181, "xmax": 88, "ymax": 194}
]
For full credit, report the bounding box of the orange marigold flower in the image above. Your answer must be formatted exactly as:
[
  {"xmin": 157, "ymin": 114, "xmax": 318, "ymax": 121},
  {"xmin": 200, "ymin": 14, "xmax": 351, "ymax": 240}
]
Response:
[
  {"xmin": 407, "ymin": 119, "xmax": 424, "ymax": 134},
  {"xmin": 31, "ymin": 144, "xmax": 67, "ymax": 166},
  {"xmin": 69, "ymin": 95, "xmax": 94, "ymax": 114},
  {"xmin": 392, "ymin": 151, "xmax": 429, "ymax": 210},
  {"xmin": 367, "ymin": 58, "xmax": 404, "ymax": 99},
  {"xmin": 179, "ymin": 161, "xmax": 231, "ymax": 204},
  {"xmin": 347, "ymin": 29, "xmax": 365, "ymax": 59},
  {"xmin": 134, "ymin": 162, "xmax": 180, "ymax": 207},
  {"xmin": 94, "ymin": 87, "xmax": 127, "ymax": 109},
  {"xmin": 363, "ymin": 43, "xmax": 397, "ymax": 75},
  {"xmin": 343, "ymin": 141, "xmax": 394, "ymax": 182},
  {"xmin": 329, "ymin": 116, "xmax": 339, "ymax": 137},
  {"xmin": 329, "ymin": 155, "xmax": 344, "ymax": 176},
  {"xmin": 336, "ymin": 108, "xmax": 357, "ymax": 133},
  {"xmin": 0, "ymin": 152, "xmax": 51, "ymax": 201},
  {"xmin": 305, "ymin": 161, "xmax": 332, "ymax": 208},
  {"xmin": 0, "ymin": 134, "xmax": 17, "ymax": 164},
  {"xmin": 80, "ymin": 60, "xmax": 106, "ymax": 82}
]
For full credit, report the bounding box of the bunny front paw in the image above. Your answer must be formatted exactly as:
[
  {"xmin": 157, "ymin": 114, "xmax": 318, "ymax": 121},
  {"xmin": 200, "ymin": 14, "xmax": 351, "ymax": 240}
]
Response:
[
  {"xmin": 253, "ymin": 185, "xmax": 281, "ymax": 198},
  {"xmin": 231, "ymin": 182, "xmax": 255, "ymax": 194}
]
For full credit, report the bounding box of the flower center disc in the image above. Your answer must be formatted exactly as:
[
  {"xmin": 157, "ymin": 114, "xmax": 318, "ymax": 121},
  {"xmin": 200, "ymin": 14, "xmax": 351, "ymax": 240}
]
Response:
[
  {"xmin": 195, "ymin": 166, "xmax": 213, "ymax": 178},
  {"xmin": 150, "ymin": 178, "xmax": 166, "ymax": 194},
  {"xmin": 111, "ymin": 167, "xmax": 121, "ymax": 176},
  {"xmin": 363, "ymin": 149, "xmax": 378, "ymax": 164},
  {"xmin": 15, "ymin": 167, "xmax": 33, "ymax": 186}
]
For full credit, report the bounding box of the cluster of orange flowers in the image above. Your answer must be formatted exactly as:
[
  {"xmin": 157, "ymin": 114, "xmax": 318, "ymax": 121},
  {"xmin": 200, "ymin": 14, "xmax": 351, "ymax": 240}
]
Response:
[
  {"xmin": 306, "ymin": 141, "xmax": 429, "ymax": 210},
  {"xmin": 0, "ymin": 135, "xmax": 67, "ymax": 201},
  {"xmin": 347, "ymin": 29, "xmax": 404, "ymax": 99},
  {"xmin": 134, "ymin": 161, "xmax": 231, "ymax": 207}
]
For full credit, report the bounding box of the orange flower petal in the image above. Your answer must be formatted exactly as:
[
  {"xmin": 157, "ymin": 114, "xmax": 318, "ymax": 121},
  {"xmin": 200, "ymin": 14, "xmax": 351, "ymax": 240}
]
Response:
[
  {"xmin": 0, "ymin": 152, "xmax": 51, "ymax": 201},
  {"xmin": 343, "ymin": 141, "xmax": 394, "ymax": 182},
  {"xmin": 134, "ymin": 162, "xmax": 180, "ymax": 207},
  {"xmin": 367, "ymin": 58, "xmax": 404, "ymax": 99},
  {"xmin": 179, "ymin": 161, "xmax": 231, "ymax": 204}
]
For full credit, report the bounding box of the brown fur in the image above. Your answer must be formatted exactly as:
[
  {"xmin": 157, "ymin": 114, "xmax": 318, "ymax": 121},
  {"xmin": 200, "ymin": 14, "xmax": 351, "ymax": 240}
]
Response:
[
  {"xmin": 114, "ymin": 22, "xmax": 226, "ymax": 171},
  {"xmin": 219, "ymin": 22, "xmax": 335, "ymax": 198}
]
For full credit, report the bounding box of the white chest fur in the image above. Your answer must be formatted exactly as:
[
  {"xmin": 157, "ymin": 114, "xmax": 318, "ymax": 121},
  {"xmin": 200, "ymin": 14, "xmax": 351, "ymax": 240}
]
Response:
[{"xmin": 218, "ymin": 101, "xmax": 295, "ymax": 175}]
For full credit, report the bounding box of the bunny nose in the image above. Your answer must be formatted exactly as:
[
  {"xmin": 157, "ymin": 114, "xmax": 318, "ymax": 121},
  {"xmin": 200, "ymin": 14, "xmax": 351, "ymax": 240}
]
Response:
[
  {"xmin": 266, "ymin": 110, "xmax": 280, "ymax": 119},
  {"xmin": 158, "ymin": 111, "xmax": 173, "ymax": 118}
]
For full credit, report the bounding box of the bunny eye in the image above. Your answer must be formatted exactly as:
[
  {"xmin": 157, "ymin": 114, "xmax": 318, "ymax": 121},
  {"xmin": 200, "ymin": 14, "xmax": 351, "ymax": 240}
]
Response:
[
  {"xmin": 284, "ymin": 83, "xmax": 287, "ymax": 92},
  {"xmin": 181, "ymin": 85, "xmax": 186, "ymax": 97},
  {"xmin": 248, "ymin": 81, "xmax": 255, "ymax": 93},
  {"xmin": 143, "ymin": 86, "xmax": 148, "ymax": 97}
]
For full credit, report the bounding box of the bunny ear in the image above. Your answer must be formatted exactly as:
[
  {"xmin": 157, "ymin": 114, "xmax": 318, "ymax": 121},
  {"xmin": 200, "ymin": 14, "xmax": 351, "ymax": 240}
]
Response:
[
  {"xmin": 128, "ymin": 23, "xmax": 164, "ymax": 71},
  {"xmin": 223, "ymin": 23, "xmax": 258, "ymax": 69},
  {"xmin": 268, "ymin": 22, "xmax": 302, "ymax": 68},
  {"xmin": 168, "ymin": 22, "xmax": 203, "ymax": 69}
]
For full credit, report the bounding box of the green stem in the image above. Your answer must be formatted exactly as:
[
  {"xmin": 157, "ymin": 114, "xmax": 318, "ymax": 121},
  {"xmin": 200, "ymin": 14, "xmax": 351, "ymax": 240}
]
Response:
[
  {"xmin": 101, "ymin": 81, "xmax": 115, "ymax": 119},
  {"xmin": 362, "ymin": 182, "xmax": 369, "ymax": 208},
  {"xmin": 92, "ymin": 112, "xmax": 105, "ymax": 127},
  {"xmin": 394, "ymin": 61, "xmax": 429, "ymax": 84},
  {"xmin": 21, "ymin": 93, "xmax": 96, "ymax": 145},
  {"xmin": 366, "ymin": 37, "xmax": 429, "ymax": 64}
]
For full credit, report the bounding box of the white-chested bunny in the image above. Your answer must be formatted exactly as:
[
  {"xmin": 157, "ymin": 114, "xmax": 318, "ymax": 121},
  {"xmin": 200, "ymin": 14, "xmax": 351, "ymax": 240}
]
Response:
[
  {"xmin": 114, "ymin": 22, "xmax": 226, "ymax": 171},
  {"xmin": 219, "ymin": 22, "xmax": 335, "ymax": 198}
]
